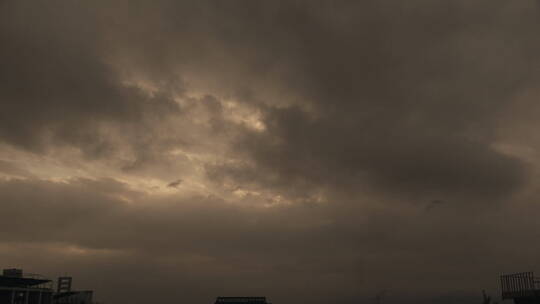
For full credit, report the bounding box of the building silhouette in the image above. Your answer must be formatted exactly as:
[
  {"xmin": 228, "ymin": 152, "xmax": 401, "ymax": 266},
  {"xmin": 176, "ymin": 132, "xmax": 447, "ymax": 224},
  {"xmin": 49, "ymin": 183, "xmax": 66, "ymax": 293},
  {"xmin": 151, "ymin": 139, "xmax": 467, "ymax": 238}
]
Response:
[
  {"xmin": 0, "ymin": 269, "xmax": 95, "ymax": 304},
  {"xmin": 0, "ymin": 269, "xmax": 54, "ymax": 304},
  {"xmin": 501, "ymin": 272, "xmax": 540, "ymax": 304},
  {"xmin": 214, "ymin": 297, "xmax": 270, "ymax": 304}
]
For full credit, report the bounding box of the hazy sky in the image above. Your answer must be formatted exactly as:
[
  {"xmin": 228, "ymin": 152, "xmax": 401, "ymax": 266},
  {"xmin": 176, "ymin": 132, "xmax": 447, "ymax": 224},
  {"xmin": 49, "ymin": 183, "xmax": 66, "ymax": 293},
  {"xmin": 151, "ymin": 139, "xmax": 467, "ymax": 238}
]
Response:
[{"xmin": 1, "ymin": 1, "xmax": 540, "ymax": 303}]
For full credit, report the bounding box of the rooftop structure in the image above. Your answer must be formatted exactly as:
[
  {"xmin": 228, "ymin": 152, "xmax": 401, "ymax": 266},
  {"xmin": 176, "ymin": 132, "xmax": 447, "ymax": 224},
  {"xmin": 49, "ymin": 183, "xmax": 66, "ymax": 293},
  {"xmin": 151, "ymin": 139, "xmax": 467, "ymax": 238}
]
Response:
[
  {"xmin": 0, "ymin": 268, "xmax": 97, "ymax": 304},
  {"xmin": 0, "ymin": 268, "xmax": 54, "ymax": 304},
  {"xmin": 501, "ymin": 272, "xmax": 540, "ymax": 304},
  {"xmin": 215, "ymin": 297, "xmax": 270, "ymax": 304},
  {"xmin": 53, "ymin": 276, "xmax": 93, "ymax": 304},
  {"xmin": 56, "ymin": 277, "xmax": 72, "ymax": 294}
]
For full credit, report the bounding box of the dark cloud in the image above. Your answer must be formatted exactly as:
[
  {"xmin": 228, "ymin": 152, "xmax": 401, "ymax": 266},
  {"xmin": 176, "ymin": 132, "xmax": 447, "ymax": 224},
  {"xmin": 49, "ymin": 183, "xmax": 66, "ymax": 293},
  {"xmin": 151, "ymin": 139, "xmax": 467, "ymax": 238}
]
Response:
[
  {"xmin": 2, "ymin": 1, "xmax": 540, "ymax": 304},
  {"xmin": 0, "ymin": 1, "xmax": 180, "ymax": 156},
  {"xmin": 222, "ymin": 106, "xmax": 530, "ymax": 202},
  {"xmin": 167, "ymin": 179, "xmax": 183, "ymax": 188},
  {"xmin": 201, "ymin": 0, "xmax": 537, "ymax": 203}
]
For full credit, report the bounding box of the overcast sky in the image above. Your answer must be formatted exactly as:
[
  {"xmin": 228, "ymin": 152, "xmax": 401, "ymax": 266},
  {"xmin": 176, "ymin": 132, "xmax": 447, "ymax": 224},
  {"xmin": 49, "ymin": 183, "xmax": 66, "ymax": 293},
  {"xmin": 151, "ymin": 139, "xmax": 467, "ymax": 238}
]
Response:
[{"xmin": 1, "ymin": 1, "xmax": 540, "ymax": 303}]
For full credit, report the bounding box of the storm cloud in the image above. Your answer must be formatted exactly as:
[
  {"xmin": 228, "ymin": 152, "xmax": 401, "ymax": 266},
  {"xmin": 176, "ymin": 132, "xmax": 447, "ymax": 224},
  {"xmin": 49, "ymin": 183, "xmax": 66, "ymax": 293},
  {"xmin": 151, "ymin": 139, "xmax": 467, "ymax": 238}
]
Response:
[{"xmin": 1, "ymin": 1, "xmax": 540, "ymax": 303}]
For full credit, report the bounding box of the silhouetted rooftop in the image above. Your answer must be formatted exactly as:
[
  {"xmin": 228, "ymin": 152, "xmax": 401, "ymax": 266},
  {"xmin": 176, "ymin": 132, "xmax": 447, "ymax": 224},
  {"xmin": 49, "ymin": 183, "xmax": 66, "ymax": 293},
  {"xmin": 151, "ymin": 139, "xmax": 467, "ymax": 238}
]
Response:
[
  {"xmin": 215, "ymin": 297, "xmax": 268, "ymax": 304},
  {"xmin": 501, "ymin": 272, "xmax": 540, "ymax": 302},
  {"xmin": 0, "ymin": 275, "xmax": 51, "ymax": 288}
]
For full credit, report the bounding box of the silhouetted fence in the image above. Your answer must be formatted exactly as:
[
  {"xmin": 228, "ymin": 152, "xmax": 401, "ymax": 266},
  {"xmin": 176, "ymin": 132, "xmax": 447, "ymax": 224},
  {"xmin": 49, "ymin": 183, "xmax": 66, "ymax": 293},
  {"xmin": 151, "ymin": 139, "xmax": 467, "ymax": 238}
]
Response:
[{"xmin": 501, "ymin": 272, "xmax": 540, "ymax": 300}]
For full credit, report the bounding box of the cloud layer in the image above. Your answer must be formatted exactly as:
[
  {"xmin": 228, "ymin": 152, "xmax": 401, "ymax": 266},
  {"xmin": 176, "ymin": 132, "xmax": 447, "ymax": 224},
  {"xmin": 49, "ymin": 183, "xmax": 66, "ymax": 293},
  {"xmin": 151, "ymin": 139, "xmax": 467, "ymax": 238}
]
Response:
[{"xmin": 2, "ymin": 1, "xmax": 540, "ymax": 303}]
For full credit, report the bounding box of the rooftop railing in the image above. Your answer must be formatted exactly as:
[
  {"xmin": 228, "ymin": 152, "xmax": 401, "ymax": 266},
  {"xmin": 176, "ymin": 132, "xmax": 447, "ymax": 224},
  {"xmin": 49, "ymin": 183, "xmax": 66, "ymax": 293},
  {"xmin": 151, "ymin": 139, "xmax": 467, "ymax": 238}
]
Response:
[{"xmin": 501, "ymin": 272, "xmax": 540, "ymax": 299}]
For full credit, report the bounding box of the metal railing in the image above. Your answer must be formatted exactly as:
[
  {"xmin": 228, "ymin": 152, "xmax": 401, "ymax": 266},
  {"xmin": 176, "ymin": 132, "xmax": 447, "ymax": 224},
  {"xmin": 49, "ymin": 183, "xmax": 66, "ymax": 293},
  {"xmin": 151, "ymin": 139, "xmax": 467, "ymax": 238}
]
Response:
[{"xmin": 501, "ymin": 272, "xmax": 540, "ymax": 299}]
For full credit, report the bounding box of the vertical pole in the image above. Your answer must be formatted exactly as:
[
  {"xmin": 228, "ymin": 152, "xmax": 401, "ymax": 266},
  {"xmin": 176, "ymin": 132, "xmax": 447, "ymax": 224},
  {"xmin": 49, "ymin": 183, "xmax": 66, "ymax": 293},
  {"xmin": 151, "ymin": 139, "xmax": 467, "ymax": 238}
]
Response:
[
  {"xmin": 511, "ymin": 275, "xmax": 515, "ymax": 296},
  {"xmin": 25, "ymin": 290, "xmax": 29, "ymax": 304},
  {"xmin": 38, "ymin": 291, "xmax": 42, "ymax": 304},
  {"xmin": 517, "ymin": 275, "xmax": 520, "ymax": 296},
  {"xmin": 10, "ymin": 290, "xmax": 14, "ymax": 304}
]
